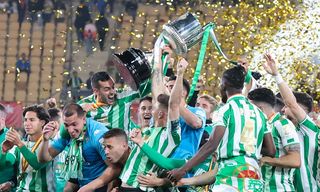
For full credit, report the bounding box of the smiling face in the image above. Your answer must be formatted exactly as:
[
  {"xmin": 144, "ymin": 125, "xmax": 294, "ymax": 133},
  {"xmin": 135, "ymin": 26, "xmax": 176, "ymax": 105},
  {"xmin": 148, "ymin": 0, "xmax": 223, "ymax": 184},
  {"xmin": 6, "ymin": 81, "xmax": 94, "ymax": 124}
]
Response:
[
  {"xmin": 138, "ymin": 100, "xmax": 152, "ymax": 127},
  {"xmin": 63, "ymin": 113, "xmax": 86, "ymax": 139},
  {"xmin": 93, "ymin": 80, "xmax": 116, "ymax": 105},
  {"xmin": 23, "ymin": 111, "xmax": 44, "ymax": 136}
]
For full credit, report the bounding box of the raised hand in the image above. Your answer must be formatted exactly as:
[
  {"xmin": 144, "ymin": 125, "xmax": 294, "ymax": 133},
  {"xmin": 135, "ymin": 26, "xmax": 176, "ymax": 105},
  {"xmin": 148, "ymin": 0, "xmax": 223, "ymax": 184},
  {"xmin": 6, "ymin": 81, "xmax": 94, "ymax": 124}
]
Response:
[
  {"xmin": 130, "ymin": 128, "xmax": 143, "ymax": 146},
  {"xmin": 238, "ymin": 57, "xmax": 250, "ymax": 73},
  {"xmin": 42, "ymin": 121, "xmax": 58, "ymax": 141},
  {"xmin": 263, "ymin": 53, "xmax": 279, "ymax": 76},
  {"xmin": 176, "ymin": 58, "xmax": 188, "ymax": 75}
]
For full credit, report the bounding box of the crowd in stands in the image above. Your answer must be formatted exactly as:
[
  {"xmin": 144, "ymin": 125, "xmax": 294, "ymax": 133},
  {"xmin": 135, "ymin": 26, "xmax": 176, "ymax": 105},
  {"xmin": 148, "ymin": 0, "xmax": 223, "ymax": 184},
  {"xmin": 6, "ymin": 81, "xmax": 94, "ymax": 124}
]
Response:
[{"xmin": 0, "ymin": 0, "xmax": 66, "ymax": 26}]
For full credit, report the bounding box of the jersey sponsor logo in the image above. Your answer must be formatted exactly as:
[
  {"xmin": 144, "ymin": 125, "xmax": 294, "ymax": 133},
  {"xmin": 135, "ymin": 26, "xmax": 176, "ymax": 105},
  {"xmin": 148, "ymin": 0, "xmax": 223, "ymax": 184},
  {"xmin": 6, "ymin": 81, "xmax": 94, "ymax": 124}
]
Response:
[
  {"xmin": 287, "ymin": 138, "xmax": 295, "ymax": 144},
  {"xmin": 94, "ymin": 130, "xmax": 101, "ymax": 135},
  {"xmin": 283, "ymin": 124, "xmax": 294, "ymax": 136}
]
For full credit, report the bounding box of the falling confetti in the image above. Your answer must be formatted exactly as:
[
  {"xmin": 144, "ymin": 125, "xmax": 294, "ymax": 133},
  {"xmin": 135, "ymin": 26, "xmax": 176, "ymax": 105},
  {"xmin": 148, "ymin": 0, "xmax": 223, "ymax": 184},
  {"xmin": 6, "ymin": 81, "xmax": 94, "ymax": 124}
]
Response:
[{"xmin": 112, "ymin": 0, "xmax": 301, "ymax": 99}]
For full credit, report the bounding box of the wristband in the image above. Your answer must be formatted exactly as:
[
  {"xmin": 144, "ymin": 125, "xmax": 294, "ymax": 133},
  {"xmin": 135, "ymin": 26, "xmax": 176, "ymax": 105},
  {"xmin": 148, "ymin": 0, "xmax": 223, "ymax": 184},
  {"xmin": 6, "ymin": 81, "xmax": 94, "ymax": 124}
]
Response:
[
  {"xmin": 273, "ymin": 74, "xmax": 284, "ymax": 84},
  {"xmin": 244, "ymin": 69, "xmax": 252, "ymax": 84}
]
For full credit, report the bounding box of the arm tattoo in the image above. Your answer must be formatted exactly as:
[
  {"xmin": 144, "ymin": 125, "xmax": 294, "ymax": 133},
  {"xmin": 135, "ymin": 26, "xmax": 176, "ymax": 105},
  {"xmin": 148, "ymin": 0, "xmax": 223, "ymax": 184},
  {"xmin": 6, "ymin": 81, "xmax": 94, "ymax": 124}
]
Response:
[{"xmin": 285, "ymin": 144, "xmax": 300, "ymax": 153}]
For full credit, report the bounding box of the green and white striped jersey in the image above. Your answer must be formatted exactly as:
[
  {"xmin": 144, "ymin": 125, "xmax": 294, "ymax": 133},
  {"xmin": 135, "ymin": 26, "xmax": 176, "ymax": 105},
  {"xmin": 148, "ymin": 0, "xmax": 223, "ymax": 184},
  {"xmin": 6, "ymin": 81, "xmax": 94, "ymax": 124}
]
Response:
[
  {"xmin": 120, "ymin": 119, "xmax": 181, "ymax": 191},
  {"xmin": 261, "ymin": 112, "xmax": 300, "ymax": 192},
  {"xmin": 78, "ymin": 81, "xmax": 151, "ymax": 135},
  {"xmin": 16, "ymin": 140, "xmax": 55, "ymax": 192},
  {"xmin": 294, "ymin": 116, "xmax": 319, "ymax": 192},
  {"xmin": 215, "ymin": 95, "xmax": 270, "ymax": 161},
  {"xmin": 213, "ymin": 95, "xmax": 269, "ymax": 191},
  {"xmin": 215, "ymin": 156, "xmax": 264, "ymax": 192}
]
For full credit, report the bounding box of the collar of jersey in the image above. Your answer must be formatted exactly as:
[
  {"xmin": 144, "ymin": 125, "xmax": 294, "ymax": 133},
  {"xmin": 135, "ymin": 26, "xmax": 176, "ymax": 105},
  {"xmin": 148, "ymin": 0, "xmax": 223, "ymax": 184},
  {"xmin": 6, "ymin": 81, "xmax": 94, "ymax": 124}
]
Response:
[
  {"xmin": 227, "ymin": 94, "xmax": 246, "ymax": 103},
  {"xmin": 268, "ymin": 112, "xmax": 281, "ymax": 123}
]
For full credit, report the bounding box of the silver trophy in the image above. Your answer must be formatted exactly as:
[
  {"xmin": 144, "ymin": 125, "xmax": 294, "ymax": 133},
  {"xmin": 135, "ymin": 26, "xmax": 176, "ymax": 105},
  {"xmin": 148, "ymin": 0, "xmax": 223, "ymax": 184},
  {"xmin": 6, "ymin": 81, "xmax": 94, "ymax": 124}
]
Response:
[
  {"xmin": 162, "ymin": 12, "xmax": 204, "ymax": 55},
  {"xmin": 112, "ymin": 48, "xmax": 152, "ymax": 90}
]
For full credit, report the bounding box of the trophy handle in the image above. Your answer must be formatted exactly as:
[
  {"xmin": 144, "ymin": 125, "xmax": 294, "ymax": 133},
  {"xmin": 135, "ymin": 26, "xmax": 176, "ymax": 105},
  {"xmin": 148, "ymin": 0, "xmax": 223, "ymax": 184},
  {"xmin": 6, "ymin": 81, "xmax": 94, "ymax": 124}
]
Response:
[{"xmin": 208, "ymin": 25, "xmax": 238, "ymax": 65}]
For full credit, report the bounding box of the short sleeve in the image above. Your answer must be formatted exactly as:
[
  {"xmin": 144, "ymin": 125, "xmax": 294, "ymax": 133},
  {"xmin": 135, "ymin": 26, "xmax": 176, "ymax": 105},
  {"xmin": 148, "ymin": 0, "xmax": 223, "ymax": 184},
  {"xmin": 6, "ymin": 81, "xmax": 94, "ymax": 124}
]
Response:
[
  {"xmin": 299, "ymin": 116, "xmax": 319, "ymax": 134},
  {"xmin": 50, "ymin": 133, "xmax": 69, "ymax": 153},
  {"xmin": 212, "ymin": 104, "xmax": 229, "ymax": 128},
  {"xmin": 166, "ymin": 119, "xmax": 180, "ymax": 132},
  {"xmin": 277, "ymin": 119, "xmax": 300, "ymax": 147},
  {"xmin": 90, "ymin": 120, "xmax": 108, "ymax": 161},
  {"xmin": 194, "ymin": 107, "xmax": 206, "ymax": 129}
]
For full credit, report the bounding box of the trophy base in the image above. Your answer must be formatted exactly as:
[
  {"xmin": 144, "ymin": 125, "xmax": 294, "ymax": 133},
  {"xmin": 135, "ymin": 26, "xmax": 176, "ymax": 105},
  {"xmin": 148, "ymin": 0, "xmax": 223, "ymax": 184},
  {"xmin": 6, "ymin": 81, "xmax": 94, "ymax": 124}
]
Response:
[
  {"xmin": 112, "ymin": 48, "xmax": 152, "ymax": 91},
  {"xmin": 112, "ymin": 55, "xmax": 138, "ymax": 90}
]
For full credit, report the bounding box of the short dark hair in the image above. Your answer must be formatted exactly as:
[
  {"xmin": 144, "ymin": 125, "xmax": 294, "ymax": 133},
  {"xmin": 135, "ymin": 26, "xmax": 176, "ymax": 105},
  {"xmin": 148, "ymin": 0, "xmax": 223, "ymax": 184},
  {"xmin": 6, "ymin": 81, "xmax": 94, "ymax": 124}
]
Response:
[
  {"xmin": 0, "ymin": 104, "xmax": 6, "ymax": 117},
  {"xmin": 23, "ymin": 105, "xmax": 50, "ymax": 125},
  {"xmin": 0, "ymin": 104, "xmax": 5, "ymax": 112},
  {"xmin": 139, "ymin": 96, "xmax": 152, "ymax": 104},
  {"xmin": 293, "ymin": 92, "xmax": 313, "ymax": 113},
  {"xmin": 157, "ymin": 94, "xmax": 169, "ymax": 109},
  {"xmin": 222, "ymin": 65, "xmax": 246, "ymax": 90},
  {"xmin": 48, "ymin": 108, "xmax": 61, "ymax": 121},
  {"xmin": 248, "ymin": 88, "xmax": 276, "ymax": 107},
  {"xmin": 274, "ymin": 97, "xmax": 285, "ymax": 113},
  {"xmin": 103, "ymin": 128, "xmax": 128, "ymax": 143},
  {"xmin": 168, "ymin": 76, "xmax": 190, "ymax": 96},
  {"xmin": 62, "ymin": 103, "xmax": 86, "ymax": 118},
  {"xmin": 91, "ymin": 71, "xmax": 112, "ymax": 89}
]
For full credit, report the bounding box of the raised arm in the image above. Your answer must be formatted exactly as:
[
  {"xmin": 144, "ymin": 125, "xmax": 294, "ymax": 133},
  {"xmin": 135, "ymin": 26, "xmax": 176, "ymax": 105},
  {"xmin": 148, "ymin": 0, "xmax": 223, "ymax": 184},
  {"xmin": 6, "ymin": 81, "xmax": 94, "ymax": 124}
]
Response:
[
  {"xmin": 169, "ymin": 58, "xmax": 188, "ymax": 121},
  {"xmin": 179, "ymin": 104, "xmax": 205, "ymax": 129},
  {"xmin": 152, "ymin": 46, "xmax": 170, "ymax": 102},
  {"xmin": 38, "ymin": 121, "xmax": 62, "ymax": 163},
  {"xmin": 263, "ymin": 53, "xmax": 306, "ymax": 122}
]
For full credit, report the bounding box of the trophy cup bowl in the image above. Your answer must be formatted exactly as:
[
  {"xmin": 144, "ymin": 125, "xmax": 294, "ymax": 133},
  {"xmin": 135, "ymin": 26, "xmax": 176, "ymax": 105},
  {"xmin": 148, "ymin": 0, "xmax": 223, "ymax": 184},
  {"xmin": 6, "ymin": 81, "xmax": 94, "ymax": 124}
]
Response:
[
  {"xmin": 112, "ymin": 48, "xmax": 152, "ymax": 91},
  {"xmin": 162, "ymin": 12, "xmax": 204, "ymax": 55}
]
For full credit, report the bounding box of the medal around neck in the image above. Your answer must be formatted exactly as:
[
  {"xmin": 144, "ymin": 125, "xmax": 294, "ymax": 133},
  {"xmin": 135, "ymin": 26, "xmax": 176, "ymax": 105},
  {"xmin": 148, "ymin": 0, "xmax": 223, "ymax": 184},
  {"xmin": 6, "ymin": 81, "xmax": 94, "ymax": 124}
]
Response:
[
  {"xmin": 162, "ymin": 12, "xmax": 203, "ymax": 55},
  {"xmin": 112, "ymin": 48, "xmax": 151, "ymax": 91}
]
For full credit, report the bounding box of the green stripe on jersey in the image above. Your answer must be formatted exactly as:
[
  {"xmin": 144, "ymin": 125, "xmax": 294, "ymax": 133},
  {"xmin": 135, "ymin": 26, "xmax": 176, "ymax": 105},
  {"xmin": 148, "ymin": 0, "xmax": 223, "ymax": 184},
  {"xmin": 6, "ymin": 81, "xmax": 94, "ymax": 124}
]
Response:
[
  {"xmin": 78, "ymin": 83, "xmax": 150, "ymax": 134},
  {"xmin": 215, "ymin": 95, "xmax": 269, "ymax": 161},
  {"xmin": 16, "ymin": 142, "xmax": 55, "ymax": 192},
  {"xmin": 120, "ymin": 120, "xmax": 181, "ymax": 191},
  {"xmin": 262, "ymin": 113, "xmax": 299, "ymax": 192},
  {"xmin": 294, "ymin": 116, "xmax": 319, "ymax": 192}
]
